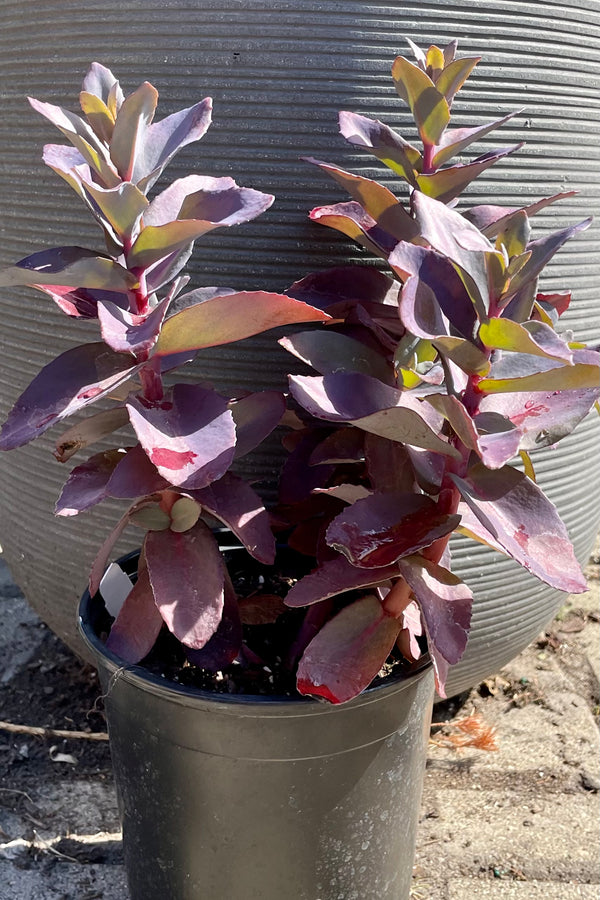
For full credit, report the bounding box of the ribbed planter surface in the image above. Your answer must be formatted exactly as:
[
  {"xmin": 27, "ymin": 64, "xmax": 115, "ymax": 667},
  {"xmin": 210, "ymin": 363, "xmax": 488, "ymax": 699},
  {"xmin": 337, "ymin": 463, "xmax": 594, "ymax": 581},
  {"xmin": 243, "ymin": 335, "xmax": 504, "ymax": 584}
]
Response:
[{"xmin": 1, "ymin": 0, "xmax": 599, "ymax": 695}]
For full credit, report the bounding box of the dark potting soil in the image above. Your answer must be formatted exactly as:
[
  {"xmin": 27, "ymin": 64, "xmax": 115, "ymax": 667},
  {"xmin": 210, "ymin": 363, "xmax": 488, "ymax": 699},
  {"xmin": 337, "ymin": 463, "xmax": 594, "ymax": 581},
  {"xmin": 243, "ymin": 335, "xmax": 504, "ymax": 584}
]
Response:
[{"xmin": 97, "ymin": 547, "xmax": 425, "ymax": 699}]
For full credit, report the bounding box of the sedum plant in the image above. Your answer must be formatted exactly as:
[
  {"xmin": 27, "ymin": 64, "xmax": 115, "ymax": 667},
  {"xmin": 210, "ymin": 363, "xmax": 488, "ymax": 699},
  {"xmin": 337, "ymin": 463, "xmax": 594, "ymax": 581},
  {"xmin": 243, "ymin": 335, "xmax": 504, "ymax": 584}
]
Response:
[
  {"xmin": 0, "ymin": 64, "xmax": 328, "ymax": 668},
  {"xmin": 1, "ymin": 42, "xmax": 598, "ymax": 705},
  {"xmin": 275, "ymin": 38, "xmax": 600, "ymax": 701}
]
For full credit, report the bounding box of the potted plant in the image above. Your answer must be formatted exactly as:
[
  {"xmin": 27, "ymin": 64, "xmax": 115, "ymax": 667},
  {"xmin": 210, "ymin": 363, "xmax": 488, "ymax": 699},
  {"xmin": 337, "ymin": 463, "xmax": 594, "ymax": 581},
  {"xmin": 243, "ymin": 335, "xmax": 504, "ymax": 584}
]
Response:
[{"xmin": 1, "ymin": 40, "xmax": 599, "ymax": 900}]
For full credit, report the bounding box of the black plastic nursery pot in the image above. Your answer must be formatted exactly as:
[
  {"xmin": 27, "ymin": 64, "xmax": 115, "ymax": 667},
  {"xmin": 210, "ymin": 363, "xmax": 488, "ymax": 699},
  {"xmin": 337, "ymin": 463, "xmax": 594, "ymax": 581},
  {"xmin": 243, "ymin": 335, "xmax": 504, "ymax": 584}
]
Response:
[{"xmin": 79, "ymin": 581, "xmax": 434, "ymax": 900}]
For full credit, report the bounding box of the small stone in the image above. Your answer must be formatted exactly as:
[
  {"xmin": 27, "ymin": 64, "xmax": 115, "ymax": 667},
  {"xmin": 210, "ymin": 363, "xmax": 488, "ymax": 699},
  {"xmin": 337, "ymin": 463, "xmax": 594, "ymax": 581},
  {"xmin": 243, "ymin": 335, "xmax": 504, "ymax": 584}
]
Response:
[{"xmin": 580, "ymin": 771, "xmax": 600, "ymax": 792}]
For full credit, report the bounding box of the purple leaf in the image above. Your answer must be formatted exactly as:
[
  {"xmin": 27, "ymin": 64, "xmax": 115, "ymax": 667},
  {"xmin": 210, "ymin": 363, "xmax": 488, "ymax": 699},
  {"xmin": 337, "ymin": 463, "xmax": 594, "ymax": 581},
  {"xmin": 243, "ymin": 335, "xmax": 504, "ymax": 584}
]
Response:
[
  {"xmin": 296, "ymin": 594, "xmax": 402, "ymax": 703},
  {"xmin": 478, "ymin": 386, "xmax": 600, "ymax": 450},
  {"xmin": 193, "ymin": 473, "xmax": 276, "ymax": 564},
  {"xmin": 397, "ymin": 600, "xmax": 423, "ymax": 661},
  {"xmin": 285, "ymin": 555, "xmax": 400, "ymax": 608},
  {"xmin": 184, "ymin": 575, "xmax": 242, "ymax": 671},
  {"xmin": 109, "ymin": 81, "xmax": 158, "ymax": 181},
  {"xmin": 33, "ymin": 284, "xmax": 126, "ymax": 319},
  {"xmin": 145, "ymin": 521, "xmax": 225, "ymax": 649},
  {"xmin": 463, "ymin": 191, "xmax": 578, "ymax": 237},
  {"xmin": 418, "ymin": 145, "xmax": 522, "ymax": 204},
  {"xmin": 397, "ymin": 555, "xmax": 472, "ymax": 665},
  {"xmin": 0, "ymin": 246, "xmax": 136, "ymax": 292},
  {"xmin": 134, "ymin": 98, "xmax": 213, "ymax": 191},
  {"xmin": 338, "ymin": 111, "xmax": 420, "ymax": 184},
  {"xmin": 0, "ymin": 343, "xmax": 140, "ymax": 451},
  {"xmin": 365, "ymin": 433, "xmax": 416, "ymax": 492},
  {"xmin": 81, "ymin": 62, "xmax": 123, "ymax": 109},
  {"xmin": 309, "ymin": 428, "xmax": 365, "ymax": 465},
  {"xmin": 98, "ymin": 296, "xmax": 172, "ymax": 357},
  {"xmin": 288, "ymin": 373, "xmax": 460, "ymax": 458},
  {"xmin": 505, "ymin": 218, "xmax": 592, "ymax": 300},
  {"xmin": 279, "ymin": 430, "xmax": 336, "ymax": 505},
  {"xmin": 309, "ymin": 201, "xmax": 399, "ymax": 259},
  {"xmin": 107, "ymin": 444, "xmax": 171, "ymax": 498},
  {"xmin": 425, "ymin": 393, "xmax": 520, "ymax": 469},
  {"xmin": 326, "ymin": 491, "xmax": 460, "ymax": 568},
  {"xmin": 451, "ymin": 462, "xmax": 587, "ymax": 593},
  {"xmin": 407, "ymin": 446, "xmax": 445, "ymax": 494},
  {"xmin": 230, "ymin": 391, "xmax": 285, "ymax": 459},
  {"xmin": 285, "ymin": 266, "xmax": 400, "ymax": 311},
  {"xmin": 126, "ymin": 384, "xmax": 236, "ymax": 490},
  {"xmin": 154, "ymin": 291, "xmax": 331, "ymax": 356},
  {"xmin": 105, "ymin": 565, "xmax": 163, "ymax": 664},
  {"xmin": 390, "ymin": 242, "xmax": 478, "ymax": 341},
  {"xmin": 89, "ymin": 503, "xmax": 143, "ymax": 596},
  {"xmin": 305, "ymin": 157, "xmax": 419, "ymax": 243},
  {"xmin": 432, "ymin": 110, "xmax": 523, "ymax": 168},
  {"xmin": 55, "ymin": 449, "xmax": 125, "ymax": 516},
  {"xmin": 479, "ymin": 348, "xmax": 600, "ymax": 394},
  {"xmin": 54, "ymin": 406, "xmax": 129, "ymax": 463},
  {"xmin": 280, "ymin": 331, "xmax": 394, "ymax": 383}
]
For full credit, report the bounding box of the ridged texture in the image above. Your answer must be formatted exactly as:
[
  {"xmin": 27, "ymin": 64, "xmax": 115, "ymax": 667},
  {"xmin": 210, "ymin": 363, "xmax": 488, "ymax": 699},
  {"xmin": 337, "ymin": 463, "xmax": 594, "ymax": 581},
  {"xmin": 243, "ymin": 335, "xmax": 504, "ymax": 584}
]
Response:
[{"xmin": 0, "ymin": 1, "xmax": 599, "ymax": 692}]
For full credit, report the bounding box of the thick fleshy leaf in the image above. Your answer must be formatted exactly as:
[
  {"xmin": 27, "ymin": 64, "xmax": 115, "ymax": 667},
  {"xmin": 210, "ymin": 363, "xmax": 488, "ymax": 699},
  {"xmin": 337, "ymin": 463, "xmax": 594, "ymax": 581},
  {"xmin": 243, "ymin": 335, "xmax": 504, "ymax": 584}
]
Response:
[
  {"xmin": 89, "ymin": 498, "xmax": 155, "ymax": 595},
  {"xmin": 105, "ymin": 564, "xmax": 163, "ymax": 664},
  {"xmin": 154, "ymin": 291, "xmax": 330, "ymax": 356},
  {"xmin": 285, "ymin": 266, "xmax": 400, "ymax": 311},
  {"xmin": 279, "ymin": 431, "xmax": 336, "ymax": 505},
  {"xmin": 54, "ymin": 406, "xmax": 129, "ymax": 462},
  {"xmin": 396, "ymin": 599, "xmax": 423, "ymax": 662},
  {"xmin": 397, "ymin": 555, "xmax": 472, "ymax": 665},
  {"xmin": 431, "ymin": 336, "xmax": 490, "ymax": 376},
  {"xmin": 192, "ymin": 473, "xmax": 275, "ymax": 564},
  {"xmin": 82, "ymin": 180, "xmax": 148, "ymax": 241},
  {"xmin": 230, "ymin": 391, "xmax": 285, "ymax": 459},
  {"xmin": 280, "ymin": 331, "xmax": 394, "ymax": 383},
  {"xmin": 82, "ymin": 62, "xmax": 123, "ymax": 110},
  {"xmin": 289, "ymin": 373, "xmax": 459, "ymax": 457},
  {"xmin": 399, "ymin": 274, "xmax": 448, "ymax": 340},
  {"xmin": 107, "ymin": 444, "xmax": 170, "ymax": 498},
  {"xmin": 126, "ymin": 384, "xmax": 236, "ymax": 489},
  {"xmin": 285, "ymin": 555, "xmax": 399, "ymax": 608},
  {"xmin": 326, "ymin": 491, "xmax": 460, "ymax": 568},
  {"xmin": 417, "ymin": 145, "xmax": 522, "ymax": 205},
  {"xmin": 451, "ymin": 462, "xmax": 587, "ymax": 593},
  {"xmin": 109, "ymin": 81, "xmax": 158, "ymax": 181},
  {"xmin": 364, "ymin": 433, "xmax": 415, "ymax": 492},
  {"xmin": 390, "ymin": 242, "xmax": 478, "ymax": 341},
  {"xmin": 505, "ymin": 218, "xmax": 592, "ymax": 300},
  {"xmin": 305, "ymin": 158, "xmax": 418, "ymax": 242},
  {"xmin": 28, "ymin": 96, "xmax": 119, "ymax": 186},
  {"xmin": 0, "ymin": 343, "xmax": 139, "ymax": 450},
  {"xmin": 98, "ymin": 296, "xmax": 171, "ymax": 357},
  {"xmin": 434, "ymin": 55, "xmax": 480, "ymax": 106},
  {"xmin": 42, "ymin": 144, "xmax": 90, "ymax": 198},
  {"xmin": 55, "ymin": 449, "xmax": 125, "ymax": 516},
  {"xmin": 296, "ymin": 594, "xmax": 402, "ymax": 703},
  {"xmin": 479, "ymin": 318, "xmax": 572, "ymax": 362},
  {"xmin": 33, "ymin": 282, "xmax": 125, "ymax": 319},
  {"xmin": 425, "ymin": 394, "xmax": 520, "ymax": 468},
  {"xmin": 411, "ymin": 192, "xmax": 494, "ymax": 313},
  {"xmin": 391, "ymin": 56, "xmax": 450, "ymax": 144},
  {"xmin": 0, "ymin": 246, "xmax": 136, "ymax": 292},
  {"xmin": 79, "ymin": 91, "xmax": 115, "ymax": 143},
  {"xmin": 134, "ymin": 98, "xmax": 213, "ymax": 191},
  {"xmin": 184, "ymin": 573, "xmax": 242, "ymax": 670},
  {"xmin": 478, "ymin": 386, "xmax": 600, "ymax": 450},
  {"xmin": 479, "ymin": 349, "xmax": 600, "ymax": 394},
  {"xmin": 309, "ymin": 202, "xmax": 399, "ymax": 259},
  {"xmin": 338, "ymin": 111, "xmax": 420, "ymax": 184},
  {"xmin": 463, "ymin": 191, "xmax": 578, "ymax": 238},
  {"xmin": 145, "ymin": 521, "xmax": 224, "ymax": 648},
  {"xmin": 432, "ymin": 110, "xmax": 522, "ymax": 168}
]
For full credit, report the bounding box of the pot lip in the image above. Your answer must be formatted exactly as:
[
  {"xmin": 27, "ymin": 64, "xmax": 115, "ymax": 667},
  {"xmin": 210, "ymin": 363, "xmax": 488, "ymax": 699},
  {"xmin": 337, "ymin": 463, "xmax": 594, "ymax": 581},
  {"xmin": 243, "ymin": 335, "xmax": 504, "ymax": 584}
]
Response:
[{"xmin": 78, "ymin": 579, "xmax": 432, "ymax": 716}]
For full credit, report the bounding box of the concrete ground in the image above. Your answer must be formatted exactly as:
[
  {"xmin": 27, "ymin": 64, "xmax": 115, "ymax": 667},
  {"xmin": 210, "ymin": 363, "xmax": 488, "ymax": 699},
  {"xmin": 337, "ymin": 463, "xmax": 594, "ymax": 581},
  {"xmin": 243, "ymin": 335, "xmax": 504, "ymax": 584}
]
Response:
[{"xmin": 0, "ymin": 549, "xmax": 598, "ymax": 900}]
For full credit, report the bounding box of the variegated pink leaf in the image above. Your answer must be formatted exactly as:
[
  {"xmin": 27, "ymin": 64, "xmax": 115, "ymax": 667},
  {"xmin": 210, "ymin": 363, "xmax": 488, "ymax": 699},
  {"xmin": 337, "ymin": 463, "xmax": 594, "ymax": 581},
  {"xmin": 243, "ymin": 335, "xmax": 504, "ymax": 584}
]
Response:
[
  {"xmin": 145, "ymin": 521, "xmax": 225, "ymax": 649},
  {"xmin": 126, "ymin": 384, "xmax": 236, "ymax": 490},
  {"xmin": 451, "ymin": 462, "xmax": 587, "ymax": 593},
  {"xmin": 97, "ymin": 296, "xmax": 171, "ymax": 357},
  {"xmin": 107, "ymin": 444, "xmax": 171, "ymax": 498}
]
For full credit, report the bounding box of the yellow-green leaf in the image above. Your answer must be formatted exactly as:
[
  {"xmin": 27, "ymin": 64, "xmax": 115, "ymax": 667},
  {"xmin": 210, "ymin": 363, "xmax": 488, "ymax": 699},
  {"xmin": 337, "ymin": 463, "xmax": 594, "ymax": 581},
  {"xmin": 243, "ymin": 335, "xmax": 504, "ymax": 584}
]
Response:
[
  {"xmin": 495, "ymin": 210, "xmax": 530, "ymax": 258},
  {"xmin": 432, "ymin": 337, "xmax": 491, "ymax": 376},
  {"xmin": 79, "ymin": 91, "xmax": 115, "ymax": 143},
  {"xmin": 83, "ymin": 181, "xmax": 149, "ymax": 241},
  {"xmin": 391, "ymin": 56, "xmax": 450, "ymax": 145},
  {"xmin": 435, "ymin": 56, "xmax": 480, "ymax": 104},
  {"xmin": 170, "ymin": 497, "xmax": 202, "ymax": 533},
  {"xmin": 519, "ymin": 450, "xmax": 536, "ymax": 482},
  {"xmin": 479, "ymin": 363, "xmax": 599, "ymax": 393},
  {"xmin": 130, "ymin": 505, "xmax": 171, "ymax": 531},
  {"xmin": 479, "ymin": 318, "xmax": 571, "ymax": 362}
]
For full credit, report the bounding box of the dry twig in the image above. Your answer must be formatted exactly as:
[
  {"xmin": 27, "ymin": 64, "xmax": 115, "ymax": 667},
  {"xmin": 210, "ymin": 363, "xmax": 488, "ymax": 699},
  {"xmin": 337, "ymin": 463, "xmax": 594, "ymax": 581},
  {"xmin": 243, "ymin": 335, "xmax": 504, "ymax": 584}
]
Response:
[{"xmin": 0, "ymin": 720, "xmax": 108, "ymax": 742}]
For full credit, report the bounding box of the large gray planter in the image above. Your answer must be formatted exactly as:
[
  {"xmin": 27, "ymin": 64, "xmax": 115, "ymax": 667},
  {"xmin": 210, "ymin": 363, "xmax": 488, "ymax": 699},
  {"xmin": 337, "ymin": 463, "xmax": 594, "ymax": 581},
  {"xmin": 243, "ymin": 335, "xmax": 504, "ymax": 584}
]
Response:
[
  {"xmin": 79, "ymin": 583, "xmax": 434, "ymax": 900},
  {"xmin": 1, "ymin": 1, "xmax": 599, "ymax": 697}
]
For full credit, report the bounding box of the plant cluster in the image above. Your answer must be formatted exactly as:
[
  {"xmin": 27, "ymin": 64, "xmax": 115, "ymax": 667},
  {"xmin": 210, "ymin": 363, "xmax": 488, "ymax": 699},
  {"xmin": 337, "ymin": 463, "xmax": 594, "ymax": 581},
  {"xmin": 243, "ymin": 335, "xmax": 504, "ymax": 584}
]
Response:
[{"xmin": 1, "ymin": 40, "xmax": 599, "ymax": 704}]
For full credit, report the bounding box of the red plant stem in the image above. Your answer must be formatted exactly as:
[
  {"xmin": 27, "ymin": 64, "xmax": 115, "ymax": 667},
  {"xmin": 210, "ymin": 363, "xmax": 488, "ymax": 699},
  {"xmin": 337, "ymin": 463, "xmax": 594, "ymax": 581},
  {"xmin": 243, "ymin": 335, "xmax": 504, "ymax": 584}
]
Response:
[
  {"xmin": 139, "ymin": 358, "xmax": 164, "ymax": 402},
  {"xmin": 422, "ymin": 141, "xmax": 436, "ymax": 175}
]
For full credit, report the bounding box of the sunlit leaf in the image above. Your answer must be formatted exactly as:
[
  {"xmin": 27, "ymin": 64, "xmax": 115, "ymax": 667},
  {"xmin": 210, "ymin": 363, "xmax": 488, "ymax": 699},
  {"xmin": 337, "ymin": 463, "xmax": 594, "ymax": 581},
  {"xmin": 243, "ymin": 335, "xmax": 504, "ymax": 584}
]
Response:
[
  {"xmin": 134, "ymin": 98, "xmax": 213, "ymax": 191},
  {"xmin": 285, "ymin": 555, "xmax": 399, "ymax": 608},
  {"xmin": 145, "ymin": 521, "xmax": 225, "ymax": 649},
  {"xmin": 434, "ymin": 55, "xmax": 480, "ymax": 105},
  {"xmin": 296, "ymin": 594, "xmax": 402, "ymax": 703},
  {"xmin": 82, "ymin": 180, "xmax": 148, "ymax": 241},
  {"xmin": 55, "ymin": 449, "xmax": 125, "ymax": 516},
  {"xmin": 418, "ymin": 145, "xmax": 522, "ymax": 204},
  {"xmin": 109, "ymin": 81, "xmax": 158, "ymax": 181},
  {"xmin": 280, "ymin": 330, "xmax": 394, "ymax": 383},
  {"xmin": 309, "ymin": 202, "xmax": 398, "ymax": 259},
  {"xmin": 391, "ymin": 56, "xmax": 450, "ymax": 145},
  {"xmin": 479, "ymin": 318, "xmax": 572, "ymax": 362},
  {"xmin": 0, "ymin": 246, "xmax": 137, "ymax": 292},
  {"xmin": 451, "ymin": 462, "xmax": 587, "ymax": 593},
  {"xmin": 432, "ymin": 110, "xmax": 522, "ymax": 168},
  {"xmin": 338, "ymin": 111, "xmax": 420, "ymax": 184},
  {"xmin": 170, "ymin": 496, "xmax": 202, "ymax": 533}
]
